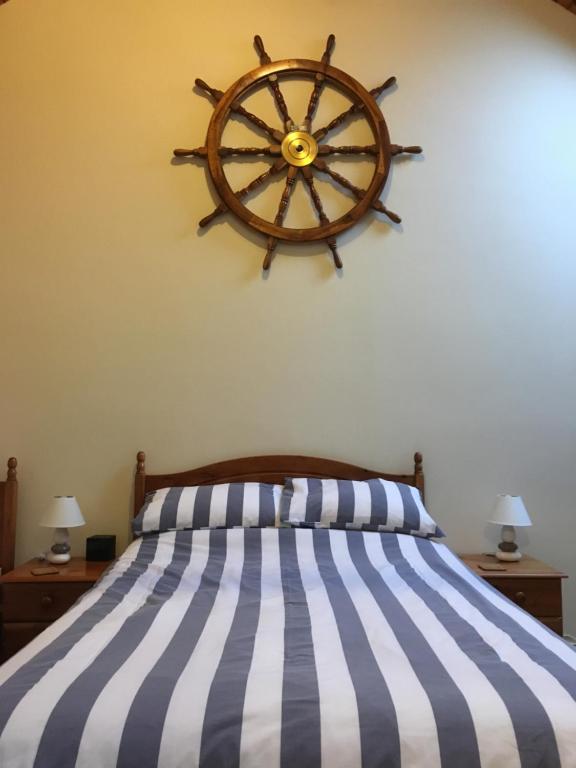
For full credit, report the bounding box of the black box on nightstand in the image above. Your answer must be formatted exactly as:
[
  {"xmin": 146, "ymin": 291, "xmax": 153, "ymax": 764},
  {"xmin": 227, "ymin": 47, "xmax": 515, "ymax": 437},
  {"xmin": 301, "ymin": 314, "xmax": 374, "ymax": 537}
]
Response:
[{"xmin": 86, "ymin": 535, "xmax": 116, "ymax": 562}]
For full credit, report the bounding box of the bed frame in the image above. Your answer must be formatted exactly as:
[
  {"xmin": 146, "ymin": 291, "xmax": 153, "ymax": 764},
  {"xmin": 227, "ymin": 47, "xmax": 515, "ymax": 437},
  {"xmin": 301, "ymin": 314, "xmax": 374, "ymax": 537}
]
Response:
[
  {"xmin": 134, "ymin": 451, "xmax": 424, "ymax": 517},
  {"xmin": 0, "ymin": 458, "xmax": 18, "ymax": 575}
]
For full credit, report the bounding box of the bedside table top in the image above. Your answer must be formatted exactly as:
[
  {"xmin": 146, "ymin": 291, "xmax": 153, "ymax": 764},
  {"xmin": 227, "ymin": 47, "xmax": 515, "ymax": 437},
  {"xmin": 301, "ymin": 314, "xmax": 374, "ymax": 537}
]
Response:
[
  {"xmin": 0, "ymin": 557, "xmax": 111, "ymax": 584},
  {"xmin": 460, "ymin": 553, "xmax": 567, "ymax": 580}
]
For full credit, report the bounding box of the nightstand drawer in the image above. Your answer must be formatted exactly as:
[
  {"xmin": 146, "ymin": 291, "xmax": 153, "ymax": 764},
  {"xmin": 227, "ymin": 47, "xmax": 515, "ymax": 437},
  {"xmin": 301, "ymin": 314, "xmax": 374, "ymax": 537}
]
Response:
[
  {"xmin": 2, "ymin": 622, "xmax": 51, "ymax": 658},
  {"xmin": 489, "ymin": 577, "xmax": 562, "ymax": 617},
  {"xmin": 539, "ymin": 617, "xmax": 563, "ymax": 634},
  {"xmin": 2, "ymin": 582, "xmax": 91, "ymax": 622}
]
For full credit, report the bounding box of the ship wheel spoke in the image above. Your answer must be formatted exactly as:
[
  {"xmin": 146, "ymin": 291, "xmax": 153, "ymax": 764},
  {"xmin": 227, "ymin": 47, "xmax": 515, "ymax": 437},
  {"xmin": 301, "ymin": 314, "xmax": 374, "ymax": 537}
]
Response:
[
  {"xmin": 301, "ymin": 166, "xmax": 342, "ymax": 269},
  {"xmin": 219, "ymin": 146, "xmax": 282, "ymax": 158},
  {"xmin": 199, "ymin": 158, "xmax": 287, "ymax": 228},
  {"xmin": 263, "ymin": 166, "xmax": 299, "ymax": 271},
  {"xmin": 313, "ymin": 77, "xmax": 396, "ymax": 141},
  {"xmin": 175, "ymin": 145, "xmax": 282, "ymax": 158},
  {"xmin": 174, "ymin": 146, "xmax": 208, "ymax": 158},
  {"xmin": 318, "ymin": 144, "xmax": 378, "ymax": 156},
  {"xmin": 253, "ymin": 35, "xmax": 294, "ymax": 131},
  {"xmin": 303, "ymin": 34, "xmax": 335, "ymax": 132},
  {"xmin": 195, "ymin": 78, "xmax": 284, "ymax": 143},
  {"xmin": 313, "ymin": 158, "xmax": 401, "ymax": 223},
  {"xmin": 391, "ymin": 144, "xmax": 423, "ymax": 156}
]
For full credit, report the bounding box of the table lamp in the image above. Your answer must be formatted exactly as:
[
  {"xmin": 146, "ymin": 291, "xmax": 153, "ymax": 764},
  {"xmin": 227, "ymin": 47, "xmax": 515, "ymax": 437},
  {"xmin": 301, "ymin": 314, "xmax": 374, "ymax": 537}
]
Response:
[
  {"xmin": 488, "ymin": 494, "xmax": 532, "ymax": 561},
  {"xmin": 39, "ymin": 496, "xmax": 85, "ymax": 564}
]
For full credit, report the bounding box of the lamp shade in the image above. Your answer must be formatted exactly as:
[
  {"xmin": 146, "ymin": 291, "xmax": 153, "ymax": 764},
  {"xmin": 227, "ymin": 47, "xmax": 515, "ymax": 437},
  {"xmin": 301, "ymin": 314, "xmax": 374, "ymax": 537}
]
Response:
[
  {"xmin": 39, "ymin": 496, "xmax": 85, "ymax": 528},
  {"xmin": 488, "ymin": 495, "xmax": 531, "ymax": 527}
]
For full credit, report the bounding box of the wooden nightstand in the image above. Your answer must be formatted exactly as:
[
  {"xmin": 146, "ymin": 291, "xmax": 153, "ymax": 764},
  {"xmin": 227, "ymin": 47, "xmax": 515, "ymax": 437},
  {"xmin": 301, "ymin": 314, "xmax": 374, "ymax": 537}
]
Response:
[
  {"xmin": 0, "ymin": 557, "xmax": 110, "ymax": 661},
  {"xmin": 460, "ymin": 554, "xmax": 566, "ymax": 635}
]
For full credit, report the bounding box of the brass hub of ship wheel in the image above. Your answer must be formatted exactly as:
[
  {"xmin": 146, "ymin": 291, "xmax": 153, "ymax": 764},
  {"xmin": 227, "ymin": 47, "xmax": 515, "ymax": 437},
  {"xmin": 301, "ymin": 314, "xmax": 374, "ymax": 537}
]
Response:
[{"xmin": 281, "ymin": 131, "xmax": 318, "ymax": 167}]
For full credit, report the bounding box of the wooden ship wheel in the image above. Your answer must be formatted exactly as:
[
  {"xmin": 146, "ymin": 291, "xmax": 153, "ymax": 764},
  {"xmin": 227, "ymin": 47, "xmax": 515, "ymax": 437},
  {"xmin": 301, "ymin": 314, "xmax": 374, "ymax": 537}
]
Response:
[{"xmin": 174, "ymin": 35, "xmax": 422, "ymax": 271}]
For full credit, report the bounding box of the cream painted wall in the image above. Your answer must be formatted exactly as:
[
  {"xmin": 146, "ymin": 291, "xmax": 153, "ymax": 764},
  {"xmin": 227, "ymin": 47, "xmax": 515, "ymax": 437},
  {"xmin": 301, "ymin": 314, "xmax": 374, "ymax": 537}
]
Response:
[{"xmin": 1, "ymin": 0, "xmax": 575, "ymax": 628}]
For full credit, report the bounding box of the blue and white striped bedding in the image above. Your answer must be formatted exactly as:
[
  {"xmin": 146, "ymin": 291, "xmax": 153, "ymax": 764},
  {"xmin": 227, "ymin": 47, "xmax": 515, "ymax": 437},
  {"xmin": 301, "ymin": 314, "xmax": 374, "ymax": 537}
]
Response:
[
  {"xmin": 280, "ymin": 477, "xmax": 444, "ymax": 538},
  {"xmin": 133, "ymin": 482, "xmax": 282, "ymax": 535},
  {"xmin": 1, "ymin": 528, "xmax": 575, "ymax": 768}
]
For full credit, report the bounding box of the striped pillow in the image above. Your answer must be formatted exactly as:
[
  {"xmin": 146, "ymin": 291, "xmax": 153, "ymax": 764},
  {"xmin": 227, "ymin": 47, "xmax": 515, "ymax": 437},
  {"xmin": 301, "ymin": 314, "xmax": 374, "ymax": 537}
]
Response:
[
  {"xmin": 280, "ymin": 477, "xmax": 444, "ymax": 538},
  {"xmin": 133, "ymin": 483, "xmax": 282, "ymax": 536}
]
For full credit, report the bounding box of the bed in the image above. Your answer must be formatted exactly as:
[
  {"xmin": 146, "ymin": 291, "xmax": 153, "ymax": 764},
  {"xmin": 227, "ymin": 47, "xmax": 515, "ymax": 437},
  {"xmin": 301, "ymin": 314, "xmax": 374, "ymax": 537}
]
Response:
[{"xmin": 0, "ymin": 451, "xmax": 575, "ymax": 768}]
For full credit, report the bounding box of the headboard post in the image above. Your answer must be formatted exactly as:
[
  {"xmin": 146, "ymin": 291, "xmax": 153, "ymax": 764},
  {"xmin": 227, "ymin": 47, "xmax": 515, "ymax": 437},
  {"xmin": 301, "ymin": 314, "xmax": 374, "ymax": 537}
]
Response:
[
  {"xmin": 414, "ymin": 451, "xmax": 425, "ymax": 502},
  {"xmin": 1, "ymin": 457, "xmax": 18, "ymax": 574},
  {"xmin": 134, "ymin": 451, "xmax": 146, "ymax": 519}
]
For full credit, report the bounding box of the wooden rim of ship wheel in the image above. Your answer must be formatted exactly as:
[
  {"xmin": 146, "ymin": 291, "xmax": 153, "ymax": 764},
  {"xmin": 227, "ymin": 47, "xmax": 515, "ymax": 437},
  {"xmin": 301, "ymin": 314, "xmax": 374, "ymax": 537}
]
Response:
[{"xmin": 174, "ymin": 36, "xmax": 422, "ymax": 270}]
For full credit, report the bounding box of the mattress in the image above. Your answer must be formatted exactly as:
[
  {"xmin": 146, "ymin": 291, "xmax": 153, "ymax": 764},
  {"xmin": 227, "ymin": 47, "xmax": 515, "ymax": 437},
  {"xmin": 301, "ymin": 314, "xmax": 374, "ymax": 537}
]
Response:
[{"xmin": 0, "ymin": 527, "xmax": 575, "ymax": 768}]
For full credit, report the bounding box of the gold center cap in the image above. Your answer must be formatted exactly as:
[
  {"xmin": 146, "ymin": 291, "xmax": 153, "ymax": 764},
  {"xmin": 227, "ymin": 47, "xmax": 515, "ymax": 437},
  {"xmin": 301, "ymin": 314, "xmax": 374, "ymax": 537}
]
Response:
[{"xmin": 281, "ymin": 130, "xmax": 318, "ymax": 167}]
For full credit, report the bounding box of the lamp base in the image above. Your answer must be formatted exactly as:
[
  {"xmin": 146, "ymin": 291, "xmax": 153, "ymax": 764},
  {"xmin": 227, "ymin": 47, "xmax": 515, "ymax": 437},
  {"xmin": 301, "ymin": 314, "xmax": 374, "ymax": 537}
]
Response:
[
  {"xmin": 495, "ymin": 549, "xmax": 522, "ymax": 562},
  {"xmin": 46, "ymin": 551, "xmax": 71, "ymax": 564},
  {"xmin": 496, "ymin": 524, "xmax": 523, "ymax": 561},
  {"xmin": 46, "ymin": 526, "xmax": 71, "ymax": 564}
]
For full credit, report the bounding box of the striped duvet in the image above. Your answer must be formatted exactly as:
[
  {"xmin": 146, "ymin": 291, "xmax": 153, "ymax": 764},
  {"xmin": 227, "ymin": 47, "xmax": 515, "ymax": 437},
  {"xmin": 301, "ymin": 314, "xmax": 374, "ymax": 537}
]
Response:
[{"xmin": 0, "ymin": 528, "xmax": 575, "ymax": 768}]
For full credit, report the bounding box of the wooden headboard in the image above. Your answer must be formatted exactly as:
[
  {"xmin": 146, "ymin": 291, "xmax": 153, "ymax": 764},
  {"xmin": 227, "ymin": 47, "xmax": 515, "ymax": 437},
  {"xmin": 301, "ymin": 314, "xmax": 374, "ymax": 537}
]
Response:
[
  {"xmin": 0, "ymin": 458, "xmax": 17, "ymax": 574},
  {"xmin": 134, "ymin": 451, "xmax": 424, "ymax": 517}
]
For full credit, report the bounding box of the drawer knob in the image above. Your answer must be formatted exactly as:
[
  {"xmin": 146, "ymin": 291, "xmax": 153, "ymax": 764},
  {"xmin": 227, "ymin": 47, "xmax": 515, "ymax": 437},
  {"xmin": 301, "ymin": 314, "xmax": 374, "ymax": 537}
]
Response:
[
  {"xmin": 514, "ymin": 591, "xmax": 526, "ymax": 605},
  {"xmin": 41, "ymin": 595, "xmax": 54, "ymax": 607}
]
